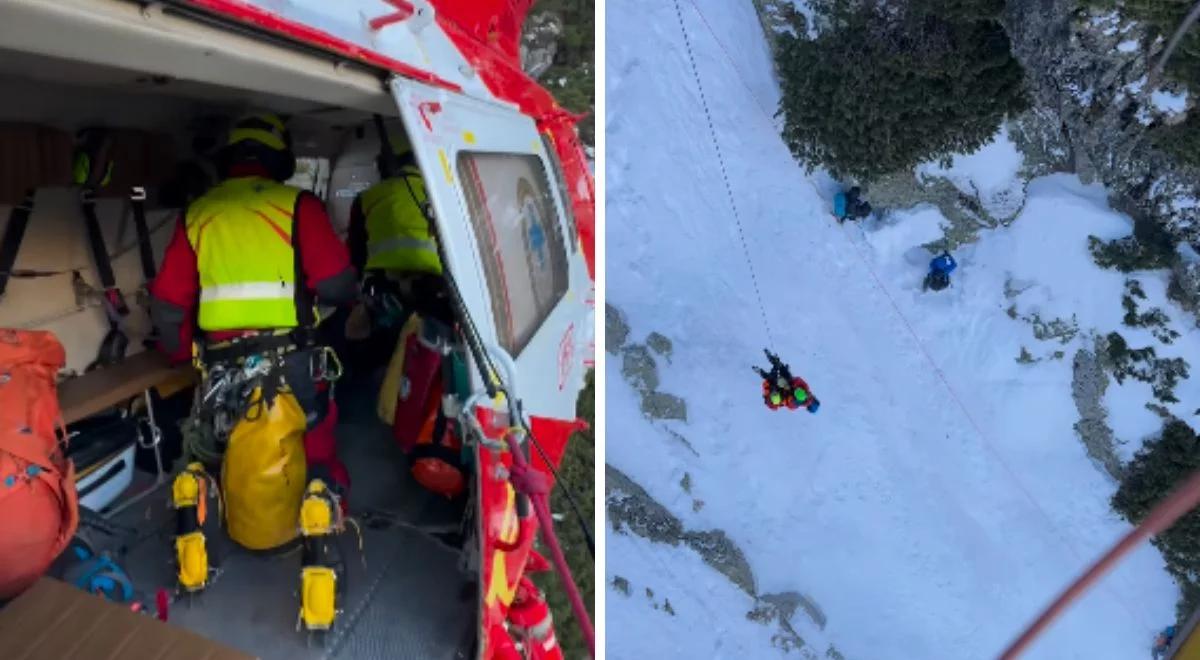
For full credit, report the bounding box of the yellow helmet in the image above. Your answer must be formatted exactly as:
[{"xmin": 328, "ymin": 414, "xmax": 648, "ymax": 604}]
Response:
[
  {"xmin": 385, "ymin": 129, "xmax": 412, "ymax": 158},
  {"xmin": 227, "ymin": 113, "xmax": 290, "ymax": 152},
  {"xmin": 220, "ymin": 113, "xmax": 295, "ymax": 182}
]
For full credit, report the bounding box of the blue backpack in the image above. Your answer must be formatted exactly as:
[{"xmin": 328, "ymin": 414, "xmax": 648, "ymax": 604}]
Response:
[
  {"xmin": 833, "ymin": 192, "xmax": 848, "ymax": 218},
  {"xmin": 930, "ymin": 254, "xmax": 956, "ymax": 275}
]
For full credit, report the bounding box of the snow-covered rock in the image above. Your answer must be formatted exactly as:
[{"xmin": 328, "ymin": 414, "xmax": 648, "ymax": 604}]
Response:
[
  {"xmin": 1002, "ymin": 1, "xmax": 1200, "ymax": 245},
  {"xmin": 520, "ymin": 11, "xmax": 562, "ymax": 80}
]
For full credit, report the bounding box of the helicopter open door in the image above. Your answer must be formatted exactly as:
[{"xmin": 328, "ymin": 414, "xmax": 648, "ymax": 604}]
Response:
[
  {"xmin": 388, "ymin": 77, "xmax": 589, "ymax": 422},
  {"xmin": 389, "ymin": 77, "xmax": 592, "ymax": 658}
]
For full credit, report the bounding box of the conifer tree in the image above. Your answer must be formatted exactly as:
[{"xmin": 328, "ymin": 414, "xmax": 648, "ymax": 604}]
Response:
[{"xmin": 776, "ymin": 0, "xmax": 1027, "ymax": 181}]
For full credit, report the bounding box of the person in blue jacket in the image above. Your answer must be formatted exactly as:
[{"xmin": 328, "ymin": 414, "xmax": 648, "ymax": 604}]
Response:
[
  {"xmin": 924, "ymin": 251, "xmax": 957, "ymax": 292},
  {"xmin": 833, "ymin": 186, "xmax": 872, "ymax": 223},
  {"xmin": 1153, "ymin": 624, "xmax": 1177, "ymax": 658}
]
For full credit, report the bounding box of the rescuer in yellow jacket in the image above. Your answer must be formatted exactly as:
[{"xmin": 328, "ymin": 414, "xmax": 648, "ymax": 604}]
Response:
[
  {"xmin": 346, "ymin": 129, "xmax": 452, "ymax": 325},
  {"xmin": 149, "ymin": 113, "xmax": 358, "ymax": 501}
]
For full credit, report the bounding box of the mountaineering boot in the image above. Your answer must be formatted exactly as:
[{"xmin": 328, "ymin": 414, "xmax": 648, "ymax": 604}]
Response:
[
  {"xmin": 298, "ymin": 478, "xmax": 346, "ymax": 636},
  {"xmin": 171, "ymin": 463, "xmax": 215, "ymax": 594}
]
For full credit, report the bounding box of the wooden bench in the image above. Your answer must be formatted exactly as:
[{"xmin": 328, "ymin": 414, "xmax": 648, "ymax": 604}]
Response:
[
  {"xmin": 58, "ymin": 350, "xmax": 196, "ymax": 424},
  {"xmin": 57, "ymin": 350, "xmax": 197, "ymax": 516}
]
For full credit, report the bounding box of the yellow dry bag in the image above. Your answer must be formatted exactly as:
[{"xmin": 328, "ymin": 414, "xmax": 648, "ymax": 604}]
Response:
[{"xmin": 221, "ymin": 387, "xmax": 307, "ymax": 550}]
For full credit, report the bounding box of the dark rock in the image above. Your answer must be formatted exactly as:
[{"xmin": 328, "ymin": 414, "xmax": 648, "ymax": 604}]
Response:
[
  {"xmin": 642, "ymin": 391, "xmax": 687, "ymax": 421},
  {"xmin": 520, "ymin": 11, "xmax": 563, "ymax": 80},
  {"xmin": 647, "ymin": 332, "xmax": 674, "ymax": 360},
  {"xmin": 606, "ymin": 304, "xmax": 630, "ymax": 354},
  {"xmin": 605, "ymin": 465, "xmax": 684, "ymax": 544},
  {"xmin": 682, "ymin": 529, "xmax": 757, "ymax": 597},
  {"xmin": 622, "ymin": 344, "xmax": 659, "ymax": 392}
]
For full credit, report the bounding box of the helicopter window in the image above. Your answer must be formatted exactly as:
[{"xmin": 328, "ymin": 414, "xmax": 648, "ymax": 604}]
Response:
[{"xmin": 457, "ymin": 152, "xmax": 569, "ymax": 357}]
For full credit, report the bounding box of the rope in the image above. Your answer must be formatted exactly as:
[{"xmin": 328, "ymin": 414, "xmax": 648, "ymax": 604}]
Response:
[
  {"xmin": 999, "ymin": 467, "xmax": 1200, "ymax": 658},
  {"xmin": 679, "ymin": 0, "xmax": 1156, "ymax": 638},
  {"xmin": 672, "ymin": 0, "xmax": 776, "ymax": 348},
  {"xmin": 504, "ymin": 429, "xmax": 595, "ymax": 657},
  {"xmin": 836, "ymin": 224, "xmax": 1149, "ymax": 630},
  {"xmin": 443, "ymin": 263, "xmax": 595, "ymax": 556}
]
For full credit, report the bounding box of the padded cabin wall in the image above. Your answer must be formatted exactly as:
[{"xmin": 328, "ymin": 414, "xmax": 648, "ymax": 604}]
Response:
[
  {"xmin": 0, "ymin": 191, "xmax": 176, "ymax": 374},
  {"xmin": 0, "ymin": 77, "xmax": 187, "ymax": 373},
  {"xmin": 326, "ymin": 122, "xmax": 387, "ymax": 237},
  {"xmin": 0, "ymin": 71, "xmax": 378, "ymax": 373}
]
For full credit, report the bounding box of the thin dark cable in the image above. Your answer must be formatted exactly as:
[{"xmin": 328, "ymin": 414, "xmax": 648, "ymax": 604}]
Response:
[
  {"xmin": 673, "ymin": 0, "xmax": 776, "ymax": 348},
  {"xmin": 443, "ymin": 264, "xmax": 595, "ymax": 556},
  {"xmin": 396, "ymin": 158, "xmax": 596, "ymax": 557}
]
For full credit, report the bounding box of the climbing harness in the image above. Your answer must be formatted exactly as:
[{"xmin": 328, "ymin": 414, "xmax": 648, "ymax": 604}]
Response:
[
  {"xmin": 81, "ymin": 187, "xmax": 131, "ymax": 371},
  {"xmin": 188, "ymin": 331, "xmax": 318, "ymax": 447}
]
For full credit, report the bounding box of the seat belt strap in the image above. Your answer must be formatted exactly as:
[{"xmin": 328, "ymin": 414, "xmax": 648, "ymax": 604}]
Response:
[
  {"xmin": 80, "ymin": 188, "xmax": 129, "ymax": 317},
  {"xmin": 130, "ymin": 186, "xmax": 156, "ymax": 281},
  {"xmin": 0, "ymin": 189, "xmax": 35, "ymax": 299}
]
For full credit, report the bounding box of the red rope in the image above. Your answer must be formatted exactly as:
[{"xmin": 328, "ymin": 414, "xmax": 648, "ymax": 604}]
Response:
[
  {"xmin": 999, "ymin": 467, "xmax": 1200, "ymax": 658},
  {"xmin": 505, "ymin": 432, "xmax": 595, "ymax": 657}
]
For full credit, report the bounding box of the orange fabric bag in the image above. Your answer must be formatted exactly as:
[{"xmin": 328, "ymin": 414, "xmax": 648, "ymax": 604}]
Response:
[
  {"xmin": 0, "ymin": 329, "xmax": 79, "ymax": 599},
  {"xmin": 409, "ymin": 378, "xmax": 466, "ymax": 499}
]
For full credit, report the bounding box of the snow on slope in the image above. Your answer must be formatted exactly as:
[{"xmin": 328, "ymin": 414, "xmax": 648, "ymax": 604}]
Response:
[
  {"xmin": 915, "ymin": 126, "xmax": 1026, "ymax": 220},
  {"xmin": 606, "ymin": 1, "xmax": 1186, "ymax": 659}
]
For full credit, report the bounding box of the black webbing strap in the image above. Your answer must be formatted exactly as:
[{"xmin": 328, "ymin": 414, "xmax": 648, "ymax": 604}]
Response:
[
  {"xmin": 80, "ymin": 187, "xmax": 129, "ymax": 317},
  {"xmin": 130, "ymin": 186, "xmax": 156, "ymax": 281},
  {"xmin": 0, "ymin": 189, "xmax": 35, "ymax": 298}
]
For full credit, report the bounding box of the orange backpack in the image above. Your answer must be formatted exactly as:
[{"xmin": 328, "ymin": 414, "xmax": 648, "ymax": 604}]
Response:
[{"xmin": 0, "ymin": 329, "xmax": 79, "ymax": 599}]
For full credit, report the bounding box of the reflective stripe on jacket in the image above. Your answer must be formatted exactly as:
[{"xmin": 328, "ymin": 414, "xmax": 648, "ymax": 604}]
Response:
[
  {"xmin": 360, "ymin": 171, "xmax": 442, "ymax": 275},
  {"xmin": 185, "ymin": 177, "xmax": 304, "ymax": 331}
]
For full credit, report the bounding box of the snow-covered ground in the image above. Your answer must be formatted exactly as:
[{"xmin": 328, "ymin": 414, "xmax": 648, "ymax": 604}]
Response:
[
  {"xmin": 915, "ymin": 126, "xmax": 1026, "ymax": 220},
  {"xmin": 1151, "ymin": 89, "xmax": 1189, "ymax": 116},
  {"xmin": 606, "ymin": 0, "xmax": 1191, "ymax": 658}
]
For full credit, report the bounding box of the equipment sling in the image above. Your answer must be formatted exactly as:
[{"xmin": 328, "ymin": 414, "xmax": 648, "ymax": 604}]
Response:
[{"xmin": 0, "ymin": 189, "xmax": 35, "ymax": 299}]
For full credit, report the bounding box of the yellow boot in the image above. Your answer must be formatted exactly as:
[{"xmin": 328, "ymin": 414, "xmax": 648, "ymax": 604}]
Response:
[
  {"xmin": 171, "ymin": 462, "xmax": 216, "ymax": 593},
  {"xmin": 297, "ymin": 479, "xmax": 341, "ymax": 633}
]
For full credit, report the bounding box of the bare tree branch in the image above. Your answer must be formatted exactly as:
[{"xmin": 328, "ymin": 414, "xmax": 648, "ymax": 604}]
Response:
[{"xmin": 1145, "ymin": 0, "xmax": 1200, "ymax": 100}]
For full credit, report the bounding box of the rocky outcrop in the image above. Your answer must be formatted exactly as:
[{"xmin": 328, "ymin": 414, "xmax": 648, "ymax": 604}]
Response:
[
  {"xmin": 1169, "ymin": 245, "xmax": 1200, "ymax": 327},
  {"xmin": 520, "ymin": 11, "xmax": 563, "ymax": 80},
  {"xmin": 607, "ymin": 304, "xmax": 688, "ymax": 422},
  {"xmin": 607, "ymin": 465, "xmax": 757, "ymax": 594},
  {"xmin": 1071, "ymin": 345, "xmax": 1123, "ymax": 481},
  {"xmin": 606, "ymin": 303, "xmax": 630, "ymax": 354},
  {"xmin": 606, "ymin": 465, "xmax": 685, "ymax": 545},
  {"xmin": 607, "ymin": 303, "xmax": 846, "ymax": 657},
  {"xmin": 751, "ymin": 1, "xmax": 1200, "ymax": 274},
  {"xmin": 1001, "ymin": 1, "xmax": 1200, "ymax": 246},
  {"xmin": 607, "ymin": 464, "xmax": 845, "ymax": 657}
]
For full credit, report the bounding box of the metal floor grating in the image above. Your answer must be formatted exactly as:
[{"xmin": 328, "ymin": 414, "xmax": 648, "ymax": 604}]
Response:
[{"xmin": 98, "ymin": 375, "xmax": 475, "ymax": 660}]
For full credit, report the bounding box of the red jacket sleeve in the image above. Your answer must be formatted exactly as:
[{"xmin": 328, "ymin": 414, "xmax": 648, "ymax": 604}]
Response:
[
  {"xmin": 295, "ymin": 192, "xmax": 353, "ymax": 291},
  {"xmin": 147, "ymin": 216, "xmax": 197, "ymax": 363}
]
